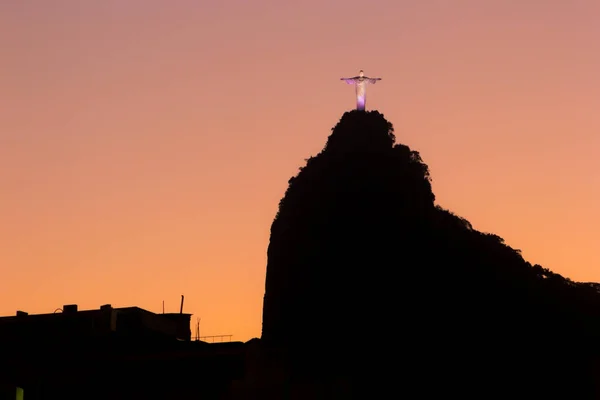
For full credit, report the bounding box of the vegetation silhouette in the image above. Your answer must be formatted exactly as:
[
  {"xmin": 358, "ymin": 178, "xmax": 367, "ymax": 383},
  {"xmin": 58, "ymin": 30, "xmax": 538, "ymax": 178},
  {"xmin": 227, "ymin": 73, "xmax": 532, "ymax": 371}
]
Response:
[{"xmin": 261, "ymin": 110, "xmax": 600, "ymax": 398}]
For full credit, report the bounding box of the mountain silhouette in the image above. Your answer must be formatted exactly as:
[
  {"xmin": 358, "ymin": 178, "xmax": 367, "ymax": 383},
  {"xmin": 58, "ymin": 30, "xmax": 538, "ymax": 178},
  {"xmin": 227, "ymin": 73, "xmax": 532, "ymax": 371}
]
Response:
[{"xmin": 259, "ymin": 110, "xmax": 600, "ymax": 398}]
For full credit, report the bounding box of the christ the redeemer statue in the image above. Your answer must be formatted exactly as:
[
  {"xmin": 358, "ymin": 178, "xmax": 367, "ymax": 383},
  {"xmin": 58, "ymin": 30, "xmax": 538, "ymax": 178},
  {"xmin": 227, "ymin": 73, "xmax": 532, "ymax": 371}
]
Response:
[{"xmin": 341, "ymin": 70, "xmax": 381, "ymax": 111}]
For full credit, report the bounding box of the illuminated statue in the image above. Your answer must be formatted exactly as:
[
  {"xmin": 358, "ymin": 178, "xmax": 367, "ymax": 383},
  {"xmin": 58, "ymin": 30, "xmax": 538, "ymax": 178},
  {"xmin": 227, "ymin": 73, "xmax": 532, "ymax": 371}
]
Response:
[{"xmin": 340, "ymin": 70, "xmax": 381, "ymax": 111}]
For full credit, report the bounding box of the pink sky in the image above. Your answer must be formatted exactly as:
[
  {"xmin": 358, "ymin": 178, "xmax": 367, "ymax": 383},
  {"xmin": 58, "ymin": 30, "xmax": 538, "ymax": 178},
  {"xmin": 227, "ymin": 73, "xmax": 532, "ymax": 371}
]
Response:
[{"xmin": 1, "ymin": 0, "xmax": 599, "ymax": 341}]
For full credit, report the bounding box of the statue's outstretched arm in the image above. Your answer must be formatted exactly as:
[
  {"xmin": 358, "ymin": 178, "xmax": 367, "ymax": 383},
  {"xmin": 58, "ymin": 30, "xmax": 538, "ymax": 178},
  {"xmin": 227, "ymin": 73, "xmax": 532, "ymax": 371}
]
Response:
[
  {"xmin": 341, "ymin": 78, "xmax": 358, "ymax": 84},
  {"xmin": 367, "ymin": 78, "xmax": 382, "ymax": 84}
]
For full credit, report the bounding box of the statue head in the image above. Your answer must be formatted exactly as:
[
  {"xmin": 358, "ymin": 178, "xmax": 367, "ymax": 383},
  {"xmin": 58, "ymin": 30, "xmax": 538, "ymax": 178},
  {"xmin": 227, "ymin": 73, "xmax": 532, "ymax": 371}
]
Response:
[{"xmin": 359, "ymin": 70, "xmax": 364, "ymax": 77}]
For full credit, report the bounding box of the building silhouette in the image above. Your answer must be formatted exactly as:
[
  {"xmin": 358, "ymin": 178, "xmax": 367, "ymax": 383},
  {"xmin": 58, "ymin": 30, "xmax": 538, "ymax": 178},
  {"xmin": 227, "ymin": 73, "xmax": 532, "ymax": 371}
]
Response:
[{"xmin": 0, "ymin": 304, "xmax": 245, "ymax": 400}]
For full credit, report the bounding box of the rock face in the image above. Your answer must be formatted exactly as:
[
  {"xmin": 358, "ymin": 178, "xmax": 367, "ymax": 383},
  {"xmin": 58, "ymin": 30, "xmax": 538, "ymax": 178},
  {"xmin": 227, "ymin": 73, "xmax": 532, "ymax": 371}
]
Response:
[
  {"xmin": 262, "ymin": 111, "xmax": 434, "ymax": 350},
  {"xmin": 260, "ymin": 110, "xmax": 600, "ymax": 397}
]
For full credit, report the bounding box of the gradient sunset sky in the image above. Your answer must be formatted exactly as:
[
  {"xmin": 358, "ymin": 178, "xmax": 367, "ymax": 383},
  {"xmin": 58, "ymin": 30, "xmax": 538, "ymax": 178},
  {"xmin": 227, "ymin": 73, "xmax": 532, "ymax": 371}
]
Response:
[{"xmin": 1, "ymin": 0, "xmax": 599, "ymax": 341}]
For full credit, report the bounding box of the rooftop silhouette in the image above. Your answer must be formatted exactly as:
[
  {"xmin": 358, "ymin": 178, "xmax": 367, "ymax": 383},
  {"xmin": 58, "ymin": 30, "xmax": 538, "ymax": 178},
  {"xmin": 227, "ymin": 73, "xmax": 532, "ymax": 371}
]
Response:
[{"xmin": 0, "ymin": 303, "xmax": 245, "ymax": 400}]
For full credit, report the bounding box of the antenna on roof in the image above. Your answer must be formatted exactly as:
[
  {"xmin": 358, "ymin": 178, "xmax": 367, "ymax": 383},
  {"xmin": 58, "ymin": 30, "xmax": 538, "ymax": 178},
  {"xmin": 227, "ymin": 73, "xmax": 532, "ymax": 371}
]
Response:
[
  {"xmin": 180, "ymin": 295, "xmax": 184, "ymax": 314},
  {"xmin": 162, "ymin": 300, "xmax": 165, "ymax": 314}
]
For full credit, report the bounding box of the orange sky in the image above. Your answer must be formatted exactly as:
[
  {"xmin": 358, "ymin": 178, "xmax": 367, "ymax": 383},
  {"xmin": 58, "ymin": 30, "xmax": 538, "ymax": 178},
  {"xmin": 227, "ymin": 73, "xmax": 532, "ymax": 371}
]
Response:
[{"xmin": 1, "ymin": 1, "xmax": 599, "ymax": 342}]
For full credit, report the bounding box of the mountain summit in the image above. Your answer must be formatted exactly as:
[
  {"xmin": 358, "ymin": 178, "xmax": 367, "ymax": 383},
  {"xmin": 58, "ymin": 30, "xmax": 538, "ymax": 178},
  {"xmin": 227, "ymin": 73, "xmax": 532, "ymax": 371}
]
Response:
[
  {"xmin": 262, "ymin": 110, "xmax": 434, "ymax": 347},
  {"xmin": 260, "ymin": 110, "xmax": 600, "ymax": 397}
]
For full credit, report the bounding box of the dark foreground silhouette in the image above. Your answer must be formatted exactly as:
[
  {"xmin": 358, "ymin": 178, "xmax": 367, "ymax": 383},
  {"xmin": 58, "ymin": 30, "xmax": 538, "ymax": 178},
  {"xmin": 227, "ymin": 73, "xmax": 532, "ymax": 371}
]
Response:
[
  {"xmin": 4, "ymin": 111, "xmax": 600, "ymax": 399},
  {"xmin": 255, "ymin": 110, "xmax": 600, "ymax": 399},
  {"xmin": 0, "ymin": 305, "xmax": 246, "ymax": 400}
]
